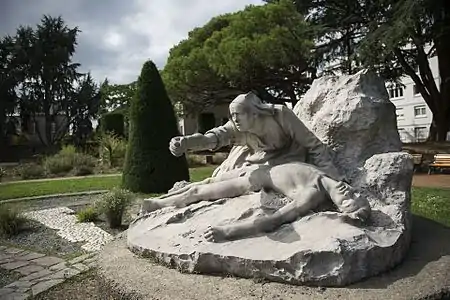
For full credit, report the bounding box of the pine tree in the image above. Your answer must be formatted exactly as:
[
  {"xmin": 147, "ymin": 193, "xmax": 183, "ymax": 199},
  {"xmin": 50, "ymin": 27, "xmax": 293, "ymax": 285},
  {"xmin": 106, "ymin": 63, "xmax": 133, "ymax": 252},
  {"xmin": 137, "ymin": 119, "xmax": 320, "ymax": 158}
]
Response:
[{"xmin": 122, "ymin": 60, "xmax": 189, "ymax": 193}]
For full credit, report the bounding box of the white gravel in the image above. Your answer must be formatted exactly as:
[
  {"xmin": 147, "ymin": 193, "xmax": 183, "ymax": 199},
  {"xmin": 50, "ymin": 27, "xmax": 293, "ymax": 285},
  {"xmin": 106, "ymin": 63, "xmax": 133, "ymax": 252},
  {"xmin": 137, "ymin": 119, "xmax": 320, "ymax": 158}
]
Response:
[{"xmin": 23, "ymin": 207, "xmax": 114, "ymax": 252}]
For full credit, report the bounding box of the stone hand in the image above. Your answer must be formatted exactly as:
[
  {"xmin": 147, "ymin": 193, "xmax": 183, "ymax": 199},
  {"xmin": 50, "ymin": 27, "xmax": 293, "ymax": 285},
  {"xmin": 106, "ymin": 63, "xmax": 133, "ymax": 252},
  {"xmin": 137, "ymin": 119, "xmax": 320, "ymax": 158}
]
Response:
[
  {"xmin": 169, "ymin": 136, "xmax": 187, "ymax": 157},
  {"xmin": 204, "ymin": 226, "xmax": 228, "ymax": 243}
]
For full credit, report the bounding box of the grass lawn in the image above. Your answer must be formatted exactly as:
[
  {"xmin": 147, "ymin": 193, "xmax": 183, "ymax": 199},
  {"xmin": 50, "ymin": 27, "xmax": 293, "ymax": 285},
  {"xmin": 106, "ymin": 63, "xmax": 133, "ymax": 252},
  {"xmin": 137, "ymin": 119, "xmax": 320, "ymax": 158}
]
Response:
[
  {"xmin": 0, "ymin": 166, "xmax": 216, "ymax": 201},
  {"xmin": 411, "ymin": 187, "xmax": 450, "ymax": 227}
]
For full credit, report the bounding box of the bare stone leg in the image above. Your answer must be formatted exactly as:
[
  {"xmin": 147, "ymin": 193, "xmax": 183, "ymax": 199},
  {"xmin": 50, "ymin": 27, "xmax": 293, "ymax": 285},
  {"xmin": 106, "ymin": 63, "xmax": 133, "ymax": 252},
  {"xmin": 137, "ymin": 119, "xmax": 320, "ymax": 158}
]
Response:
[
  {"xmin": 141, "ymin": 176, "xmax": 253, "ymax": 213},
  {"xmin": 205, "ymin": 187, "xmax": 326, "ymax": 242}
]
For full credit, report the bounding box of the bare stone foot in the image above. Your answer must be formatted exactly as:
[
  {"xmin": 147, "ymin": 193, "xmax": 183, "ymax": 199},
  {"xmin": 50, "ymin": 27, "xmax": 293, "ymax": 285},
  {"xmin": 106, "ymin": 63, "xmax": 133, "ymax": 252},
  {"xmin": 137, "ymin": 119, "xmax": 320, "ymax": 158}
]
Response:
[{"xmin": 204, "ymin": 226, "xmax": 229, "ymax": 243}]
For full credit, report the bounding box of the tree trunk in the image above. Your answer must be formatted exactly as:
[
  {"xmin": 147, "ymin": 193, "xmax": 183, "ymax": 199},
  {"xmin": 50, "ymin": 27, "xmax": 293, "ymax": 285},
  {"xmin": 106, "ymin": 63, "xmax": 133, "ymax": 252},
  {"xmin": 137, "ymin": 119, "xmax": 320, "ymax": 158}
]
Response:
[{"xmin": 428, "ymin": 115, "xmax": 450, "ymax": 142}]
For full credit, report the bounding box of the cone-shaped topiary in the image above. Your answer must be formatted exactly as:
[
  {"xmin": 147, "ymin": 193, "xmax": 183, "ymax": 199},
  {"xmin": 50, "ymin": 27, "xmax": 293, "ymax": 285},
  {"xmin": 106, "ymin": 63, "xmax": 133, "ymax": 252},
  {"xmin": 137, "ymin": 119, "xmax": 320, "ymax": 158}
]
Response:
[{"xmin": 122, "ymin": 60, "xmax": 189, "ymax": 193}]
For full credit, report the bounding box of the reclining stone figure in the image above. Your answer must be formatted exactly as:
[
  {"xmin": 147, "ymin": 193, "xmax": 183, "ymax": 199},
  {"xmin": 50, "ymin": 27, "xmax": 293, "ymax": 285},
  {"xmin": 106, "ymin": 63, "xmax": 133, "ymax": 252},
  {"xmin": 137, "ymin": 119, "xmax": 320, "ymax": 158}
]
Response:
[
  {"xmin": 139, "ymin": 92, "xmax": 372, "ymax": 242},
  {"xmin": 141, "ymin": 161, "xmax": 371, "ymax": 242}
]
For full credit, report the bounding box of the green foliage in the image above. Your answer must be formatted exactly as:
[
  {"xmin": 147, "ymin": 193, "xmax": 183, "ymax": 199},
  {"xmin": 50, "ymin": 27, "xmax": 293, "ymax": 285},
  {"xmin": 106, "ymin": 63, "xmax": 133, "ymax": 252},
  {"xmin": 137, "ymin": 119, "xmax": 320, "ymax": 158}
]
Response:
[
  {"xmin": 95, "ymin": 188, "xmax": 134, "ymax": 228},
  {"xmin": 73, "ymin": 164, "xmax": 94, "ymax": 176},
  {"xmin": 186, "ymin": 154, "xmax": 207, "ymax": 167},
  {"xmin": 44, "ymin": 145, "xmax": 97, "ymax": 175},
  {"xmin": 267, "ymin": 0, "xmax": 450, "ymax": 141},
  {"xmin": 76, "ymin": 206, "xmax": 99, "ymax": 223},
  {"xmin": 99, "ymin": 133, "xmax": 127, "ymax": 168},
  {"xmin": 163, "ymin": 0, "xmax": 313, "ymax": 112},
  {"xmin": 44, "ymin": 155, "xmax": 73, "ymax": 175},
  {"xmin": 19, "ymin": 163, "xmax": 45, "ymax": 179},
  {"xmin": 4, "ymin": 16, "xmax": 101, "ymax": 146},
  {"xmin": 100, "ymin": 112, "xmax": 125, "ymax": 137},
  {"xmin": 122, "ymin": 60, "xmax": 190, "ymax": 193},
  {"xmin": 99, "ymin": 80, "xmax": 137, "ymax": 114},
  {"xmin": 0, "ymin": 204, "xmax": 27, "ymax": 237}
]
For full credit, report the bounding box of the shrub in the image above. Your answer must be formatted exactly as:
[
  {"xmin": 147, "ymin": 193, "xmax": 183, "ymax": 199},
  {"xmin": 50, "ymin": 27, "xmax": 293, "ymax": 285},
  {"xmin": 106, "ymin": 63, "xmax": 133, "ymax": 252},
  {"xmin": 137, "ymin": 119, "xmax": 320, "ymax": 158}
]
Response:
[
  {"xmin": 73, "ymin": 153, "xmax": 97, "ymax": 169},
  {"xmin": 74, "ymin": 165, "xmax": 95, "ymax": 176},
  {"xmin": 100, "ymin": 112, "xmax": 125, "ymax": 137},
  {"xmin": 95, "ymin": 188, "xmax": 134, "ymax": 228},
  {"xmin": 122, "ymin": 60, "xmax": 190, "ymax": 193},
  {"xmin": 0, "ymin": 204, "xmax": 27, "ymax": 237},
  {"xmin": 59, "ymin": 144, "xmax": 77, "ymax": 156},
  {"xmin": 99, "ymin": 133, "xmax": 127, "ymax": 168},
  {"xmin": 44, "ymin": 154, "xmax": 73, "ymax": 175},
  {"xmin": 77, "ymin": 206, "xmax": 99, "ymax": 223},
  {"xmin": 19, "ymin": 163, "xmax": 45, "ymax": 179},
  {"xmin": 186, "ymin": 154, "xmax": 207, "ymax": 167},
  {"xmin": 44, "ymin": 145, "xmax": 97, "ymax": 176}
]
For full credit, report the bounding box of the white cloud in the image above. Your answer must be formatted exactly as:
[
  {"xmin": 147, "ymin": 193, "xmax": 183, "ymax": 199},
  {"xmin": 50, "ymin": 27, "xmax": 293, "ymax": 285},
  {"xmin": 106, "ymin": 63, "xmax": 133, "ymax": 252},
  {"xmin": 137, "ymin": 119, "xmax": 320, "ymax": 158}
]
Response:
[
  {"xmin": 2, "ymin": 0, "xmax": 264, "ymax": 84},
  {"xmin": 89, "ymin": 0, "xmax": 264, "ymax": 84}
]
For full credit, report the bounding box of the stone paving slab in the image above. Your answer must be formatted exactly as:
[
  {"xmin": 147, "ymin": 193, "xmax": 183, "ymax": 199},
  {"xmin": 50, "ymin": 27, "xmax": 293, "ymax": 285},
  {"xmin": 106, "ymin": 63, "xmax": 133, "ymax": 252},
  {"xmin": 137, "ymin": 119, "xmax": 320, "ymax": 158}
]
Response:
[{"xmin": 0, "ymin": 246, "xmax": 97, "ymax": 299}]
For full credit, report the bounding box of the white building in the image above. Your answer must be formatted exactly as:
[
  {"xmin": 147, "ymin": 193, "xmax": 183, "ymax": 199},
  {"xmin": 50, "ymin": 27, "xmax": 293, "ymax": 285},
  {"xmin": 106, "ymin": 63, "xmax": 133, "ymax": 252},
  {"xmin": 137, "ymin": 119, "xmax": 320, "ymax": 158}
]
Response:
[{"xmin": 387, "ymin": 52, "xmax": 450, "ymax": 142}]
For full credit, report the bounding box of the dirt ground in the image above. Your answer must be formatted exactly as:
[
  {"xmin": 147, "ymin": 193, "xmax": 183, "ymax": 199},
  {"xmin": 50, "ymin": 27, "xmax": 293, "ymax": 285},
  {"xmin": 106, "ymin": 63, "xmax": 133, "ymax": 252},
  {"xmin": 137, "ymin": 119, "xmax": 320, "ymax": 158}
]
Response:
[{"xmin": 413, "ymin": 174, "xmax": 450, "ymax": 189}]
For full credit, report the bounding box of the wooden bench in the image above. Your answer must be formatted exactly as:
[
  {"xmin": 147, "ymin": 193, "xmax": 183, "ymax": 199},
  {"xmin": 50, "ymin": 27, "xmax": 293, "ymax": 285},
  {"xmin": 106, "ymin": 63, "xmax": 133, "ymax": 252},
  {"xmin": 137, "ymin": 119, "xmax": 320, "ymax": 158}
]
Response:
[{"xmin": 428, "ymin": 154, "xmax": 450, "ymax": 174}]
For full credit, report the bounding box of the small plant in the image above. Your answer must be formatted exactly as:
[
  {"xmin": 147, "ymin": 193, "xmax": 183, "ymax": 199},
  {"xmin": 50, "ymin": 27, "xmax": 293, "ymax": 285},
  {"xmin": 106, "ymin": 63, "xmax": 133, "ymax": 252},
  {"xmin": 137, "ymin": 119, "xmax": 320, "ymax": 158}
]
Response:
[
  {"xmin": 77, "ymin": 206, "xmax": 99, "ymax": 223},
  {"xmin": 19, "ymin": 163, "xmax": 45, "ymax": 179},
  {"xmin": 95, "ymin": 188, "xmax": 134, "ymax": 228},
  {"xmin": 0, "ymin": 204, "xmax": 27, "ymax": 237}
]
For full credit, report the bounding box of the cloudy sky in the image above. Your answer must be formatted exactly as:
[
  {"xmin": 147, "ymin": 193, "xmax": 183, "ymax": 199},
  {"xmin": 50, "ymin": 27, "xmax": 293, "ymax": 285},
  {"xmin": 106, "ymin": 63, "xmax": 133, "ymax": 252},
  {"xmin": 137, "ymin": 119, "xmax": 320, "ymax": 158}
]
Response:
[{"xmin": 1, "ymin": 0, "xmax": 263, "ymax": 84}]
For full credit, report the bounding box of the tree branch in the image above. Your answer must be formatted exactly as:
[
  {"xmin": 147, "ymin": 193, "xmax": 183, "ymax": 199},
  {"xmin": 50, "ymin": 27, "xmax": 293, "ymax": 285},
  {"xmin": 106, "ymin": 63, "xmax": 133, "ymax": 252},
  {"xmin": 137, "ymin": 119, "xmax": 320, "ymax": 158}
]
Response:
[{"xmin": 393, "ymin": 47, "xmax": 436, "ymax": 113}]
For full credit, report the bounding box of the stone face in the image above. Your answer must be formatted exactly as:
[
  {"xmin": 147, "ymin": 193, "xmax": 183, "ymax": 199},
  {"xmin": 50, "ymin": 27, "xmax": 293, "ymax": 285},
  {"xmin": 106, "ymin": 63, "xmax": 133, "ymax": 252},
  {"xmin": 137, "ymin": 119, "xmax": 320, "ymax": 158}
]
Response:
[{"xmin": 127, "ymin": 70, "xmax": 414, "ymax": 286}]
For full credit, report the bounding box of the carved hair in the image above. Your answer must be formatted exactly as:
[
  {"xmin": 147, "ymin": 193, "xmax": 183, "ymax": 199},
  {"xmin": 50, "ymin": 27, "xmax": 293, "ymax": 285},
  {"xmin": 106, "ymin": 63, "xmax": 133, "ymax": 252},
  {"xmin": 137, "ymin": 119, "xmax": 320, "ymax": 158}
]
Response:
[{"xmin": 229, "ymin": 92, "xmax": 275, "ymax": 116}]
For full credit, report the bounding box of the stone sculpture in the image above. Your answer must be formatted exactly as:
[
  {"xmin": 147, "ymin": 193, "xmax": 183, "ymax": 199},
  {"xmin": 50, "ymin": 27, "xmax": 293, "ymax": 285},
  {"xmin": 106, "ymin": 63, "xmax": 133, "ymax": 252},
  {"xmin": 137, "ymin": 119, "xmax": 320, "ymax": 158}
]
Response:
[
  {"xmin": 127, "ymin": 70, "xmax": 414, "ymax": 286},
  {"xmin": 139, "ymin": 91, "xmax": 371, "ymax": 241}
]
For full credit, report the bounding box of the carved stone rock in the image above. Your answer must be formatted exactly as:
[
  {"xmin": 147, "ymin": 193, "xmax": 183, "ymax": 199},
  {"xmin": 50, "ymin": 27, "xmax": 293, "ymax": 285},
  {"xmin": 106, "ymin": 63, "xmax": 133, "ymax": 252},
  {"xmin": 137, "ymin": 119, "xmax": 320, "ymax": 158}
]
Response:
[{"xmin": 127, "ymin": 70, "xmax": 413, "ymax": 286}]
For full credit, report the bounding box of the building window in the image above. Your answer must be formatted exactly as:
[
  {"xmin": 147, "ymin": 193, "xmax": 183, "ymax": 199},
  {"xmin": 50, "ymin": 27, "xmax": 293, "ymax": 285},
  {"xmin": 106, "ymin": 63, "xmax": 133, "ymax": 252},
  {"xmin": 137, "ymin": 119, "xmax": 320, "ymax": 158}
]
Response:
[
  {"xmin": 396, "ymin": 108, "xmax": 404, "ymax": 119},
  {"xmin": 388, "ymin": 85, "xmax": 404, "ymax": 99},
  {"xmin": 414, "ymin": 105, "xmax": 427, "ymax": 117},
  {"xmin": 414, "ymin": 127, "xmax": 427, "ymax": 142},
  {"xmin": 413, "ymin": 85, "xmax": 421, "ymax": 95}
]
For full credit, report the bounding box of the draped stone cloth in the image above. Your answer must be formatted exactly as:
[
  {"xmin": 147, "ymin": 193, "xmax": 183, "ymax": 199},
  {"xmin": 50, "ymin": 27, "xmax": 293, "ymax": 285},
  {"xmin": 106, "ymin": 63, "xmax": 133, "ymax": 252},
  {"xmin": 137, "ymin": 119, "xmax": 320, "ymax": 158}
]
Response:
[{"xmin": 206, "ymin": 104, "xmax": 344, "ymax": 182}]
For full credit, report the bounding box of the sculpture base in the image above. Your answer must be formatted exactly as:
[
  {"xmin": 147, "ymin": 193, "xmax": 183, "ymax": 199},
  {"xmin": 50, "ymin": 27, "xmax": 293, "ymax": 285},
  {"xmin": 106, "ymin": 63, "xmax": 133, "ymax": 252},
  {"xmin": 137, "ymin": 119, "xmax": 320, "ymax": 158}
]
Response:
[
  {"xmin": 98, "ymin": 215, "xmax": 450, "ymax": 300},
  {"xmin": 127, "ymin": 191, "xmax": 410, "ymax": 287}
]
